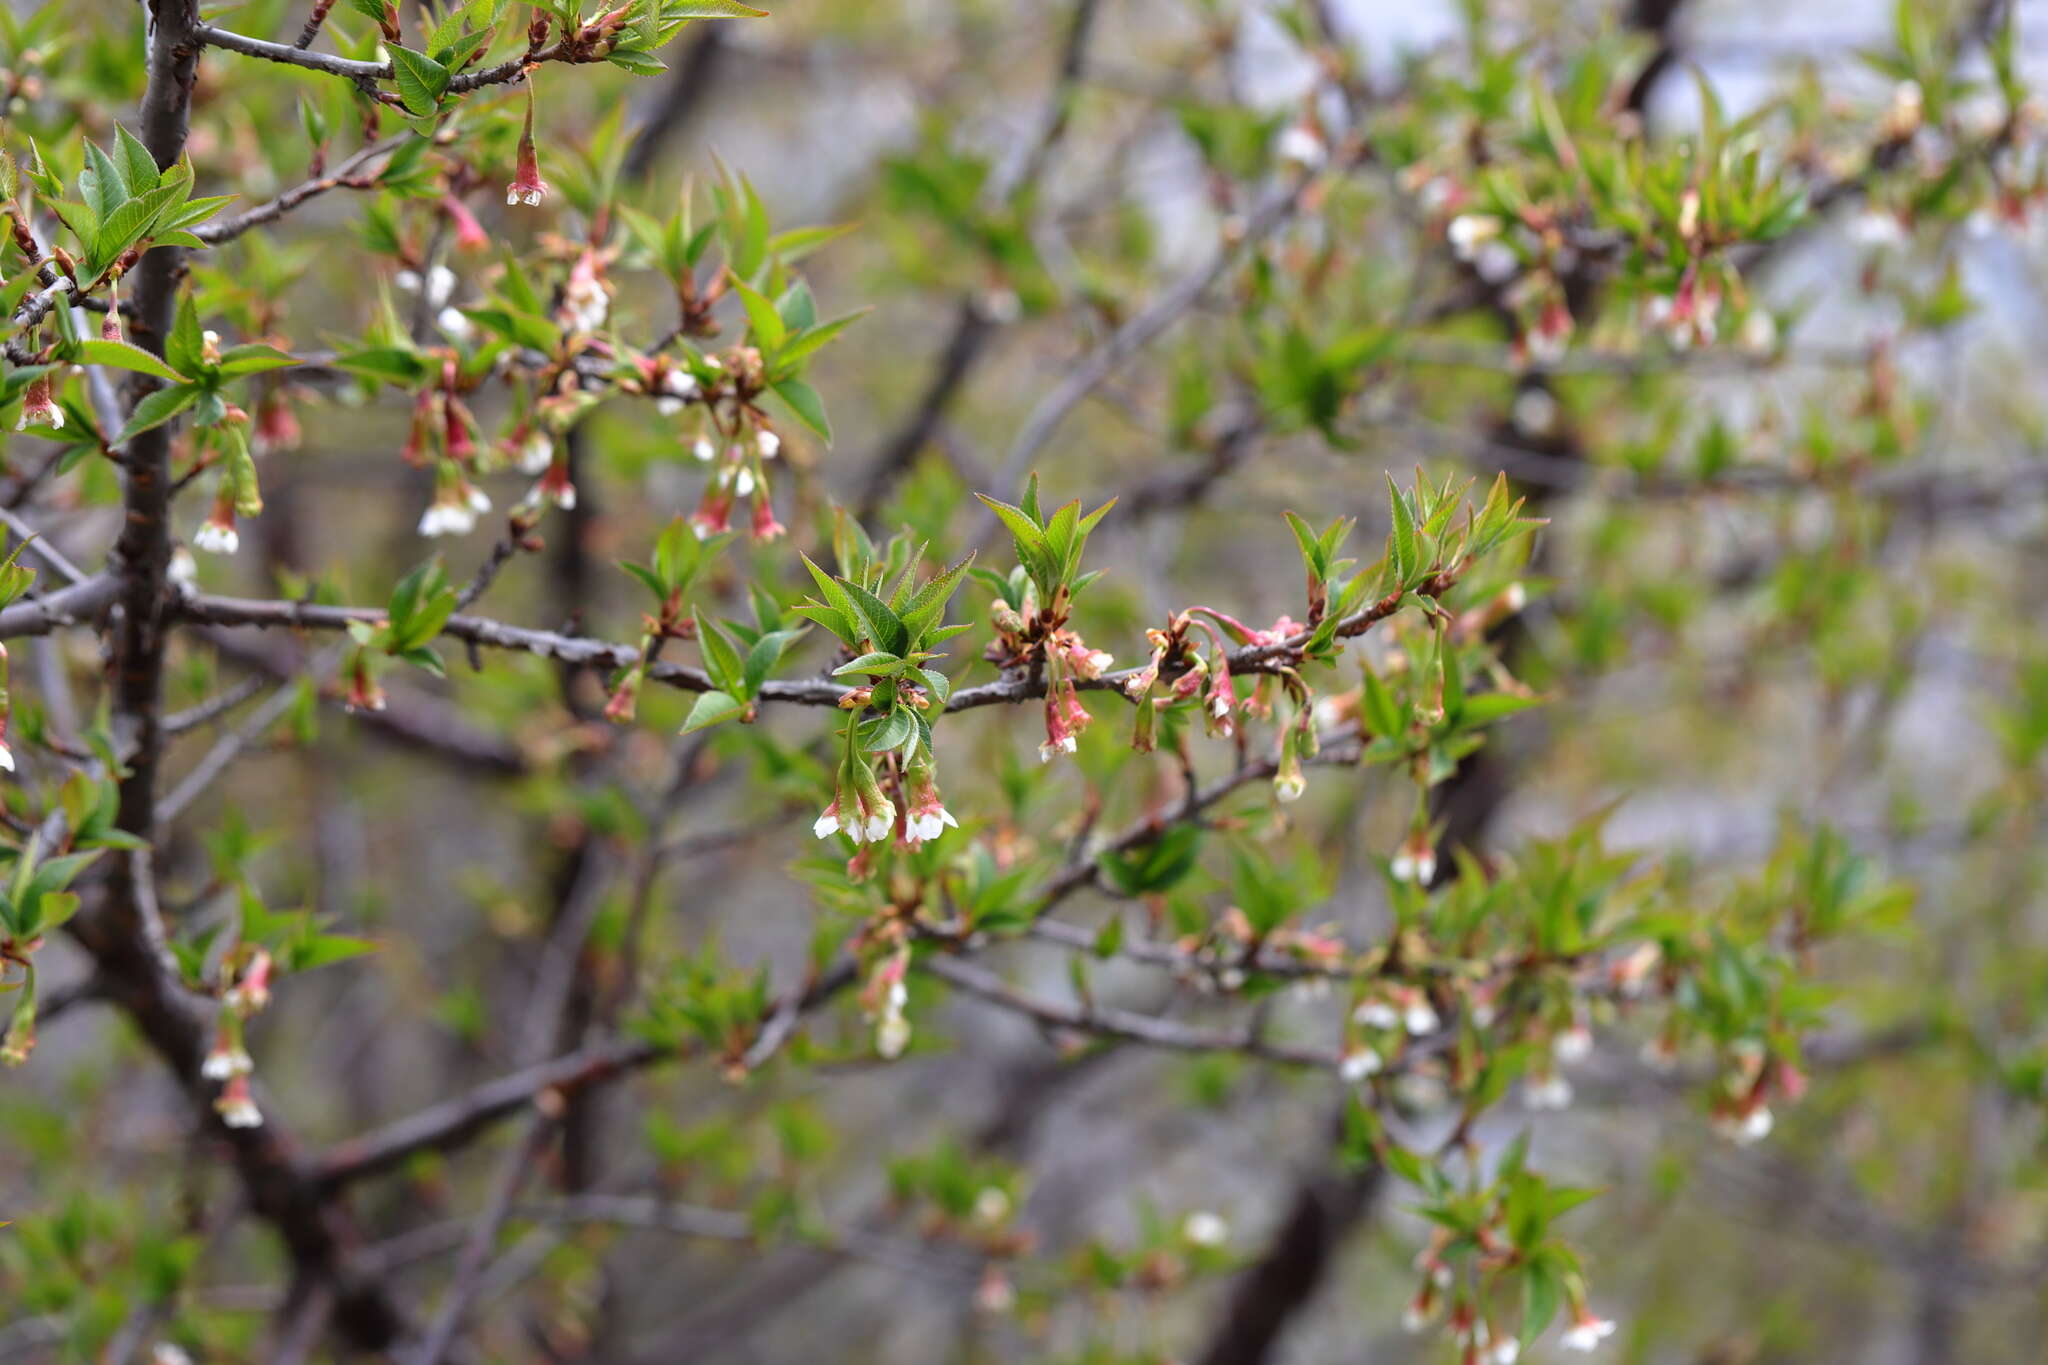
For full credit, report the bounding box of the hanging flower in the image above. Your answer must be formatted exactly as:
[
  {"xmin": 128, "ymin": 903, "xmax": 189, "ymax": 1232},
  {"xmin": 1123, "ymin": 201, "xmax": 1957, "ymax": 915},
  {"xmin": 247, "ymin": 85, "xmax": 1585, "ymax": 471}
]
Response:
[
  {"xmin": 559, "ymin": 248, "xmax": 609, "ymax": 334},
  {"xmin": 201, "ymin": 1034, "xmax": 253, "ymax": 1081},
  {"xmin": 1560, "ymin": 1310, "xmax": 1617, "ymax": 1352},
  {"xmin": 215, "ymin": 1074, "xmax": 263, "ymax": 1128},
  {"xmin": 195, "ymin": 486, "xmax": 240, "ymax": 556},
  {"xmin": 442, "ymin": 193, "xmax": 490, "ymax": 250},
  {"xmin": 750, "ymin": 494, "xmax": 786, "ymax": 542},
  {"xmin": 530, "ymin": 451, "xmax": 578, "ymax": 511},
  {"xmin": 223, "ymin": 949, "xmax": 273, "ymax": 1015},
  {"xmin": 507, "ymin": 80, "xmax": 549, "ymax": 207},
  {"xmin": 508, "ymin": 424, "xmax": 554, "ymax": 475},
  {"xmin": 1389, "ymin": 828, "xmax": 1437, "ymax": 885},
  {"xmin": 418, "ymin": 464, "xmax": 490, "ymax": 537},
  {"xmin": 902, "ymin": 763, "xmax": 958, "ymax": 845},
  {"xmin": 16, "ymin": 371, "xmax": 61, "ymax": 431},
  {"xmin": 690, "ymin": 482, "xmax": 732, "ymax": 538}
]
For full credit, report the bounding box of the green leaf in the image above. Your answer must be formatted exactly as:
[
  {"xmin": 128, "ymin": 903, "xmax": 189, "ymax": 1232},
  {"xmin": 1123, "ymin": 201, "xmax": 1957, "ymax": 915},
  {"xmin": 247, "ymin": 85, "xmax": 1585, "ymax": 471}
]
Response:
[
  {"xmin": 388, "ymin": 46, "xmax": 452, "ymax": 117},
  {"xmin": 214, "ymin": 344, "xmax": 298, "ymax": 377},
  {"xmin": 681, "ymin": 689, "xmax": 749, "ymax": 733},
  {"xmin": 1521, "ymin": 1255, "xmax": 1562, "ymax": 1348},
  {"xmin": 113, "ymin": 125, "xmax": 161, "ymax": 194},
  {"xmin": 668, "ymin": 0, "xmax": 768, "ymax": 16},
  {"xmin": 79, "ymin": 140, "xmax": 128, "ymax": 224},
  {"xmin": 733, "ymin": 278, "xmax": 787, "ymax": 350},
  {"xmin": 863, "ymin": 709, "xmax": 914, "ymax": 753},
  {"xmin": 114, "ymin": 383, "xmax": 200, "ymax": 445},
  {"xmin": 164, "ymin": 295, "xmax": 206, "ymax": 377},
  {"xmin": 768, "ymin": 377, "xmax": 830, "ymax": 441},
  {"xmin": 70, "ymin": 338, "xmax": 183, "ymax": 382},
  {"xmin": 607, "ymin": 47, "xmax": 667, "ymax": 74},
  {"xmin": 1386, "ymin": 474, "xmax": 1419, "ymax": 587}
]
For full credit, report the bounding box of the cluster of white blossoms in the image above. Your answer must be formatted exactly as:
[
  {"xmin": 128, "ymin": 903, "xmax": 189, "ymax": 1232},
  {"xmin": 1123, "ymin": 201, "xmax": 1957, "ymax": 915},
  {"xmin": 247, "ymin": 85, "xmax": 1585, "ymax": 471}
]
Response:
[
  {"xmin": 417, "ymin": 479, "xmax": 491, "ymax": 538},
  {"xmin": 813, "ymin": 794, "xmax": 898, "ymax": 845}
]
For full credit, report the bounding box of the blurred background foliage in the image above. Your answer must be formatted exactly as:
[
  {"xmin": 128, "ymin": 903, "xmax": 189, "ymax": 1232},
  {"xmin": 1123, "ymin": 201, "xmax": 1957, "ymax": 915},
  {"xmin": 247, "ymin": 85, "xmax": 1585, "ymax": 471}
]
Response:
[{"xmin": 2, "ymin": 0, "xmax": 2047, "ymax": 1362}]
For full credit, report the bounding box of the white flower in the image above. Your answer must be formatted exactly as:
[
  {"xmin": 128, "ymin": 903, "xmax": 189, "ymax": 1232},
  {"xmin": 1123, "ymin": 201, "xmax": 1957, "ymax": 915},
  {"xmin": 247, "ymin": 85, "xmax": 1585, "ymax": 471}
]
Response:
[
  {"xmin": 875, "ymin": 1011, "xmax": 911, "ymax": 1059},
  {"xmin": 201, "ymin": 1046, "xmax": 252, "ymax": 1080},
  {"xmin": 1404, "ymin": 999, "xmax": 1441, "ymax": 1036},
  {"xmin": 0, "ymin": 744, "xmax": 14, "ymax": 773},
  {"xmin": 436, "ymin": 306, "xmax": 473, "ymax": 341},
  {"xmin": 1492, "ymin": 1338, "xmax": 1521, "ymax": 1364},
  {"xmin": 1276, "ymin": 124, "xmax": 1327, "ymax": 170},
  {"xmin": 656, "ymin": 397, "xmax": 685, "ymax": 417},
  {"xmin": 167, "ymin": 547, "xmax": 197, "ymax": 589},
  {"xmin": 756, "ymin": 429, "xmax": 781, "ymax": 458},
  {"xmin": 1714, "ymin": 1105, "xmax": 1774, "ymax": 1145},
  {"xmin": 1037, "ymin": 734, "xmax": 1077, "ymax": 763},
  {"xmin": 862, "ymin": 804, "xmax": 896, "ymax": 843},
  {"xmin": 152, "ymin": 1344, "xmax": 195, "ymax": 1365},
  {"xmin": 1273, "ymin": 770, "xmax": 1306, "ymax": 802},
  {"xmin": 193, "ymin": 522, "xmax": 239, "ymax": 556},
  {"xmin": 1849, "ymin": 210, "xmax": 1908, "ymax": 248},
  {"xmin": 1503, "ymin": 581, "xmax": 1527, "ymax": 613},
  {"xmin": 1561, "ymin": 1315, "xmax": 1616, "ymax": 1352},
  {"xmin": 906, "ymin": 807, "xmax": 959, "ymax": 844},
  {"xmin": 813, "ymin": 808, "xmax": 843, "ymax": 840},
  {"xmin": 394, "ymin": 268, "xmax": 422, "ymax": 294},
  {"xmin": 1401, "ymin": 1302, "xmax": 1432, "ymax": 1333},
  {"xmin": 1554, "ymin": 1025, "xmax": 1593, "ymax": 1064},
  {"xmin": 509, "ymin": 184, "xmax": 544, "ymax": 207},
  {"xmin": 217, "ymin": 1094, "xmax": 263, "ymax": 1128},
  {"xmin": 417, "ymin": 500, "xmax": 478, "ymax": 538},
  {"xmin": 465, "ymin": 484, "xmax": 492, "ymax": 514},
  {"xmin": 973, "ymin": 1186, "xmax": 1011, "ymax": 1225},
  {"xmin": 1447, "ymin": 213, "xmax": 1502, "ymax": 259},
  {"xmin": 1737, "ymin": 310, "xmax": 1778, "ymax": 356},
  {"xmin": 1353, "ymin": 999, "xmax": 1400, "ymax": 1031},
  {"xmin": 1339, "ymin": 1047, "xmax": 1382, "ymax": 1082},
  {"xmin": 1181, "ymin": 1211, "xmax": 1228, "ymax": 1247},
  {"xmin": 733, "ymin": 467, "xmax": 756, "ymax": 498},
  {"xmin": 1389, "ymin": 849, "xmax": 1436, "ymax": 885},
  {"xmin": 663, "ymin": 370, "xmax": 699, "ymax": 400},
  {"xmin": 1525, "ymin": 1074, "xmax": 1574, "ymax": 1110},
  {"xmin": 692, "ymin": 436, "xmax": 715, "ymax": 462},
  {"xmin": 517, "ymin": 430, "xmax": 554, "ymax": 474}
]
